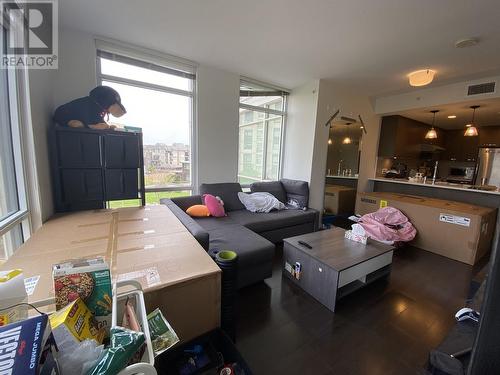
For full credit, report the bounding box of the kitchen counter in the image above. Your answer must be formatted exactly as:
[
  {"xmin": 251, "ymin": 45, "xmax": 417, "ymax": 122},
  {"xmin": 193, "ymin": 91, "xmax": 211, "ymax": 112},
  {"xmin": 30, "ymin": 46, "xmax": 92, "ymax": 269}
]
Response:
[
  {"xmin": 370, "ymin": 178, "xmax": 500, "ymax": 196},
  {"xmin": 326, "ymin": 175, "xmax": 358, "ymax": 180}
]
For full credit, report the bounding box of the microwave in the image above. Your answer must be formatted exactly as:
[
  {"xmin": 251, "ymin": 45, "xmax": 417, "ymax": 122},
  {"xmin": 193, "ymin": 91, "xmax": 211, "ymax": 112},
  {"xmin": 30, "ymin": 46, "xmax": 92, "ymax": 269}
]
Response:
[{"xmin": 447, "ymin": 166, "xmax": 475, "ymax": 183}]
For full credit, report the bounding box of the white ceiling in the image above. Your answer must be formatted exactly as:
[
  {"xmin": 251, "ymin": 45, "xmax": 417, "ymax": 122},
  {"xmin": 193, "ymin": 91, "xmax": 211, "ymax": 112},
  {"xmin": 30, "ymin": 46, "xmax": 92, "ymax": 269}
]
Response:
[
  {"xmin": 397, "ymin": 97, "xmax": 500, "ymax": 129},
  {"xmin": 60, "ymin": 0, "xmax": 500, "ymax": 96}
]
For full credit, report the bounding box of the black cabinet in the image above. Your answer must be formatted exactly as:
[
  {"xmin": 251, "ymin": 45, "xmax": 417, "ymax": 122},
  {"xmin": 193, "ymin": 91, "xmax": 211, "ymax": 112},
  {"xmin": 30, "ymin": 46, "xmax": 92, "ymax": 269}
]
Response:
[
  {"xmin": 104, "ymin": 134, "xmax": 140, "ymax": 168},
  {"xmin": 52, "ymin": 127, "xmax": 145, "ymax": 212},
  {"xmin": 105, "ymin": 169, "xmax": 139, "ymax": 200},
  {"xmin": 442, "ymin": 129, "xmax": 479, "ymax": 162},
  {"xmin": 58, "ymin": 132, "xmax": 101, "ymax": 167}
]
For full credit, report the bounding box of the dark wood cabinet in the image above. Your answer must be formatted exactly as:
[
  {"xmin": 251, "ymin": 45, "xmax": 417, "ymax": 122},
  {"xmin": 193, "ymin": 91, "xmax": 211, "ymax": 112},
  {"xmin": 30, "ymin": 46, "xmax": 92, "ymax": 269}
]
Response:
[
  {"xmin": 52, "ymin": 127, "xmax": 145, "ymax": 212},
  {"xmin": 478, "ymin": 126, "xmax": 500, "ymax": 147},
  {"xmin": 378, "ymin": 116, "xmax": 444, "ymax": 158},
  {"xmin": 442, "ymin": 129, "xmax": 479, "ymax": 162},
  {"xmin": 378, "ymin": 115, "xmax": 495, "ymax": 163}
]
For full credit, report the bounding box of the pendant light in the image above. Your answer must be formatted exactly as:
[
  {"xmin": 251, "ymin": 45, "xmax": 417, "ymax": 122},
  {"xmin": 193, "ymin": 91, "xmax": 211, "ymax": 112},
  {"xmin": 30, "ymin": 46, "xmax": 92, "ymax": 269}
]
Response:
[
  {"xmin": 342, "ymin": 137, "xmax": 352, "ymax": 144},
  {"xmin": 425, "ymin": 110, "xmax": 439, "ymax": 139},
  {"xmin": 464, "ymin": 105, "xmax": 479, "ymax": 137},
  {"xmin": 328, "ymin": 138, "xmax": 332, "ymax": 145}
]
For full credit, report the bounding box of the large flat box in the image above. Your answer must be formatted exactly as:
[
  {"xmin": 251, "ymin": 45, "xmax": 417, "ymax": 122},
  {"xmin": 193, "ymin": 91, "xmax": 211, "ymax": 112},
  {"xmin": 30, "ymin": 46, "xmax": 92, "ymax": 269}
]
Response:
[
  {"xmin": 324, "ymin": 185, "xmax": 357, "ymax": 215},
  {"xmin": 356, "ymin": 192, "xmax": 497, "ymax": 265},
  {"xmin": 0, "ymin": 206, "xmax": 221, "ymax": 343}
]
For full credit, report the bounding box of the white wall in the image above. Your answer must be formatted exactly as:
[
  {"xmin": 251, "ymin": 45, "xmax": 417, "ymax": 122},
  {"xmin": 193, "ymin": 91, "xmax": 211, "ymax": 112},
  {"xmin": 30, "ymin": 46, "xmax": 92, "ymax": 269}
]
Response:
[
  {"xmin": 284, "ymin": 79, "xmax": 380, "ymax": 213},
  {"xmin": 54, "ymin": 28, "xmax": 98, "ymax": 106},
  {"xmin": 374, "ymin": 75, "xmax": 500, "ymax": 114},
  {"xmin": 196, "ymin": 66, "xmax": 239, "ymax": 186},
  {"xmin": 281, "ymin": 80, "xmax": 319, "ymax": 182},
  {"xmin": 309, "ymin": 80, "xmax": 380, "ymax": 212}
]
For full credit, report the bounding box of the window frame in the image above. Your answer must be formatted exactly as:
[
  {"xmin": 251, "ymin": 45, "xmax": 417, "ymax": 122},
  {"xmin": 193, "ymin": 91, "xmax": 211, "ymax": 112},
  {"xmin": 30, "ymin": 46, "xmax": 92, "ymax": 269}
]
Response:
[
  {"xmin": 238, "ymin": 78, "xmax": 288, "ymax": 185},
  {"xmin": 0, "ymin": 23, "xmax": 39, "ymax": 258},
  {"xmin": 95, "ymin": 39, "xmax": 198, "ymax": 196}
]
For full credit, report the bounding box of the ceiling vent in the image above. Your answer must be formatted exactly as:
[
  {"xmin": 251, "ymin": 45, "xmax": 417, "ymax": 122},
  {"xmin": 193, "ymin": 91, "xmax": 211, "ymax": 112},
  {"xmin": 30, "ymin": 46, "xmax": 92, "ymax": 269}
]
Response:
[{"xmin": 467, "ymin": 82, "xmax": 496, "ymax": 96}]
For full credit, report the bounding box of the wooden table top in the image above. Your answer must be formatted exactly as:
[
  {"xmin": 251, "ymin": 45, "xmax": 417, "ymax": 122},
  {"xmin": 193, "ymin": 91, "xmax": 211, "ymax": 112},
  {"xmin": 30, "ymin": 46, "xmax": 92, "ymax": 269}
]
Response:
[{"xmin": 284, "ymin": 228, "xmax": 394, "ymax": 271}]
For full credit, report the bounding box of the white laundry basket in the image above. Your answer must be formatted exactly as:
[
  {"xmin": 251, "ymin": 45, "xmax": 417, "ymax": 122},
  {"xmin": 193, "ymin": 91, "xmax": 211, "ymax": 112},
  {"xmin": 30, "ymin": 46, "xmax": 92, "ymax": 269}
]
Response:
[
  {"xmin": 31, "ymin": 280, "xmax": 157, "ymax": 375},
  {"xmin": 112, "ymin": 280, "xmax": 157, "ymax": 375}
]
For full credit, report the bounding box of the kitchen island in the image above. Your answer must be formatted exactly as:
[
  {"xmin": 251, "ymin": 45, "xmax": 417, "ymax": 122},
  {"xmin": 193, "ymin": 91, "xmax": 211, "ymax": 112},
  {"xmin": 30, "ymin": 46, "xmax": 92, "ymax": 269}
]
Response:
[
  {"xmin": 367, "ymin": 177, "xmax": 500, "ymax": 264},
  {"xmin": 369, "ymin": 178, "xmax": 500, "ymax": 207}
]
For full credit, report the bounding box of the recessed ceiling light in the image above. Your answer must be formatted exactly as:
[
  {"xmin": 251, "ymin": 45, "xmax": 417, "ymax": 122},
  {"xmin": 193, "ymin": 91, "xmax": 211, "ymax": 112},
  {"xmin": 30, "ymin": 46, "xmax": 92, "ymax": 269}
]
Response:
[
  {"xmin": 447, "ymin": 115, "xmax": 457, "ymax": 119},
  {"xmin": 408, "ymin": 69, "xmax": 436, "ymax": 87},
  {"xmin": 455, "ymin": 38, "xmax": 479, "ymax": 48}
]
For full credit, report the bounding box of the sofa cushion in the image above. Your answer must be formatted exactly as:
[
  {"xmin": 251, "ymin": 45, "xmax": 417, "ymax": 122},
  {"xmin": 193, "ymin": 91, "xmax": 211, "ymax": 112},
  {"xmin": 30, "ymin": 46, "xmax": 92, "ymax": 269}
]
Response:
[
  {"xmin": 208, "ymin": 225, "xmax": 275, "ymax": 268},
  {"xmin": 250, "ymin": 181, "xmax": 287, "ymax": 203},
  {"xmin": 228, "ymin": 208, "xmax": 317, "ymax": 233},
  {"xmin": 194, "ymin": 215, "xmax": 237, "ymax": 231},
  {"xmin": 281, "ymin": 178, "xmax": 309, "ymax": 208},
  {"xmin": 199, "ymin": 183, "xmax": 245, "ymax": 211}
]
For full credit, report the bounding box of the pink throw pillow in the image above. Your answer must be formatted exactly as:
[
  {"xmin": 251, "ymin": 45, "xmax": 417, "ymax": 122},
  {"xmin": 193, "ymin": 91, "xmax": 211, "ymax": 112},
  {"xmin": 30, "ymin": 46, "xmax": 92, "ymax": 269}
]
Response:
[{"xmin": 203, "ymin": 194, "xmax": 226, "ymax": 217}]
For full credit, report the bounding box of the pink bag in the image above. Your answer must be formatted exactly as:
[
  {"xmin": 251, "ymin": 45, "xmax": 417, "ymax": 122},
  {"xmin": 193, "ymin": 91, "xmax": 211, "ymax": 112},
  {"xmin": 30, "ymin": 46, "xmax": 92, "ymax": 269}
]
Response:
[{"xmin": 359, "ymin": 206, "xmax": 416, "ymax": 243}]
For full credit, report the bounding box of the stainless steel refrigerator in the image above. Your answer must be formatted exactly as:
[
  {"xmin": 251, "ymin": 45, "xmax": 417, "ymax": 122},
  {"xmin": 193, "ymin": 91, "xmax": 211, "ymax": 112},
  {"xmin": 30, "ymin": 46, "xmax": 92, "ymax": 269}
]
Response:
[{"xmin": 474, "ymin": 147, "xmax": 500, "ymax": 187}]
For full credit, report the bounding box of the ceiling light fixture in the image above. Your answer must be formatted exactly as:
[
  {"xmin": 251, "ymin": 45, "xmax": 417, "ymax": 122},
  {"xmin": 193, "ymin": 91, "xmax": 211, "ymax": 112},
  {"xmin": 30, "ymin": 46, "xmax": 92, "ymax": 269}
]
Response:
[
  {"xmin": 408, "ymin": 69, "xmax": 436, "ymax": 87},
  {"xmin": 342, "ymin": 137, "xmax": 352, "ymax": 145},
  {"xmin": 425, "ymin": 110, "xmax": 439, "ymax": 139},
  {"xmin": 464, "ymin": 105, "xmax": 480, "ymax": 137},
  {"xmin": 447, "ymin": 115, "xmax": 457, "ymax": 119}
]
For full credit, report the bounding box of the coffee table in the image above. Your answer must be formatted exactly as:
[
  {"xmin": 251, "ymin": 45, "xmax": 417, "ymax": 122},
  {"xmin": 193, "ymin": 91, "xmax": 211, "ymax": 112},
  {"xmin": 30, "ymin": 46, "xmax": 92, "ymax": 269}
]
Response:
[{"xmin": 283, "ymin": 227, "xmax": 395, "ymax": 312}]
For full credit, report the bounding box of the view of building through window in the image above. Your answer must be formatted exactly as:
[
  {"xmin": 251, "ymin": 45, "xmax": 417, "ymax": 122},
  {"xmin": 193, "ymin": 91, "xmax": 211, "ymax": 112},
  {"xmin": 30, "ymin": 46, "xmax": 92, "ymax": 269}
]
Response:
[
  {"xmin": 97, "ymin": 51, "xmax": 195, "ymax": 205},
  {"xmin": 238, "ymin": 81, "xmax": 287, "ymax": 184}
]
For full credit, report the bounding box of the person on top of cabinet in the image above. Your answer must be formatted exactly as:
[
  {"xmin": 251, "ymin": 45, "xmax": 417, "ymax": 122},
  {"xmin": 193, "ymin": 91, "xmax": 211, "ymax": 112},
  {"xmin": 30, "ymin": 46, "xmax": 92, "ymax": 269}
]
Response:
[{"xmin": 53, "ymin": 85, "xmax": 126, "ymax": 130}]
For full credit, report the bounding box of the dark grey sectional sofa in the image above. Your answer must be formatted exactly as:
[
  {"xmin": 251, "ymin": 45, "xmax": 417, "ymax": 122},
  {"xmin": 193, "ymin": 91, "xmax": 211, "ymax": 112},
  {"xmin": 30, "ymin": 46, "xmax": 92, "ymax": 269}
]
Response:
[{"xmin": 161, "ymin": 179, "xmax": 319, "ymax": 288}]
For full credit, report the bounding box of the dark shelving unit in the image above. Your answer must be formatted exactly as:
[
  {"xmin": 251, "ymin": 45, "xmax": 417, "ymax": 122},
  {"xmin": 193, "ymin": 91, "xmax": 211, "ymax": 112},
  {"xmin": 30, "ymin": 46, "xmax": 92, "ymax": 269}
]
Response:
[{"xmin": 51, "ymin": 126, "xmax": 145, "ymax": 212}]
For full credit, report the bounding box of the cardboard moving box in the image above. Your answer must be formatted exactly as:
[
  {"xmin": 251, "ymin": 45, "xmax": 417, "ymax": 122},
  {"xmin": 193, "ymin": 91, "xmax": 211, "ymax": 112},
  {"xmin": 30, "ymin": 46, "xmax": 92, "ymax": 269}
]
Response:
[
  {"xmin": 324, "ymin": 185, "xmax": 357, "ymax": 215},
  {"xmin": 0, "ymin": 206, "xmax": 221, "ymax": 343},
  {"xmin": 356, "ymin": 192, "xmax": 497, "ymax": 265}
]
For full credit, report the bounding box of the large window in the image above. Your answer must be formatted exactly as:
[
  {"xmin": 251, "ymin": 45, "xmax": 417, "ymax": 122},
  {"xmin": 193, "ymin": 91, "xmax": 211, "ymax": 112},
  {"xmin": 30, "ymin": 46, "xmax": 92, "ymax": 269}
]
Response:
[
  {"xmin": 96, "ymin": 45, "xmax": 196, "ymax": 205},
  {"xmin": 238, "ymin": 80, "xmax": 288, "ymax": 184},
  {"xmin": 0, "ymin": 26, "xmax": 31, "ymax": 260}
]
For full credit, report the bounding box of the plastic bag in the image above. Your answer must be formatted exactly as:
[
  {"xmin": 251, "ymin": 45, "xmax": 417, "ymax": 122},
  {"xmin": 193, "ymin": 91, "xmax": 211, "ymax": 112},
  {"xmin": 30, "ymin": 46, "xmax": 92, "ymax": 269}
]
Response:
[
  {"xmin": 57, "ymin": 339, "xmax": 104, "ymax": 375},
  {"xmin": 86, "ymin": 327, "xmax": 145, "ymax": 375}
]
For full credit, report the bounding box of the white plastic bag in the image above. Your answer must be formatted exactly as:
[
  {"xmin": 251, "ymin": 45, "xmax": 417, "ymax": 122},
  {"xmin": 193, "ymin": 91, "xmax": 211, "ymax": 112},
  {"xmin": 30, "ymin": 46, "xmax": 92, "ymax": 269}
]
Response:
[{"xmin": 57, "ymin": 339, "xmax": 104, "ymax": 375}]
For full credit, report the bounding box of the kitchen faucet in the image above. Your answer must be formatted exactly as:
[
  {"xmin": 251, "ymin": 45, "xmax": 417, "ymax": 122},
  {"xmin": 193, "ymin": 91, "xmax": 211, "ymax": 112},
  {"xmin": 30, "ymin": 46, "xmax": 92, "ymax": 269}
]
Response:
[{"xmin": 432, "ymin": 161, "xmax": 439, "ymax": 185}]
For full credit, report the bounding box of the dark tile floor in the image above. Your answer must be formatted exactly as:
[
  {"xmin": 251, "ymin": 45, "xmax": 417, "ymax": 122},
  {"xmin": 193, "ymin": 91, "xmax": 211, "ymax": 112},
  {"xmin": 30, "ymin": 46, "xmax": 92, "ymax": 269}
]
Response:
[{"xmin": 235, "ymin": 245, "xmax": 482, "ymax": 375}]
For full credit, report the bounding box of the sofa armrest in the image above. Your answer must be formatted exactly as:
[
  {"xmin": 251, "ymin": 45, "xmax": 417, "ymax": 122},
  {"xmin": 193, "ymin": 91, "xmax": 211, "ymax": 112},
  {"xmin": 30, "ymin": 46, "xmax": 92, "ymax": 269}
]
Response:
[
  {"xmin": 161, "ymin": 198, "xmax": 209, "ymax": 251},
  {"xmin": 308, "ymin": 208, "xmax": 320, "ymax": 231},
  {"xmin": 167, "ymin": 195, "xmax": 203, "ymax": 211}
]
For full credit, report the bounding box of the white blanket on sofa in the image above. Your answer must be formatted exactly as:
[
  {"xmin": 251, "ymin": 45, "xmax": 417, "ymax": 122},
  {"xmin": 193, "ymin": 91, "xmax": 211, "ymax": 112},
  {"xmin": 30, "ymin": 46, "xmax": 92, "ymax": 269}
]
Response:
[{"xmin": 237, "ymin": 192, "xmax": 286, "ymax": 213}]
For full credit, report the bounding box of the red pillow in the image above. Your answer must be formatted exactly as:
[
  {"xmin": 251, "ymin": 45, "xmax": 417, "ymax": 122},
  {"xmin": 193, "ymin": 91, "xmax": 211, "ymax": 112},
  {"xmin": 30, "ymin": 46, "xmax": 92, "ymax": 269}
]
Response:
[{"xmin": 203, "ymin": 194, "xmax": 226, "ymax": 217}]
